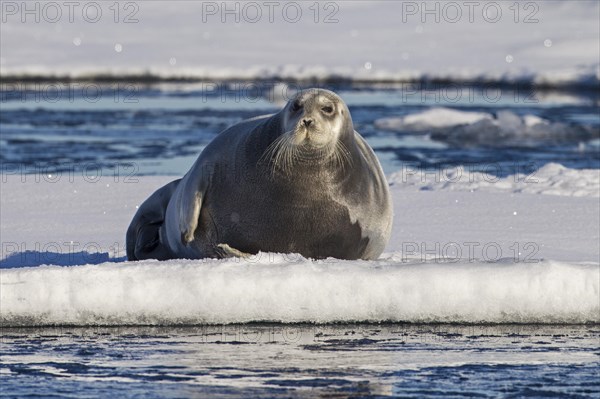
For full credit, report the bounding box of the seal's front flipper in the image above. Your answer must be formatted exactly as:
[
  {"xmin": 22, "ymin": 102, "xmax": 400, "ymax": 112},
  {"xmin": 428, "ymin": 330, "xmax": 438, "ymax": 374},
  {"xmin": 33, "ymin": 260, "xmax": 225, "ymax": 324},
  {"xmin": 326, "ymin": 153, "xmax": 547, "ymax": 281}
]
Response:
[
  {"xmin": 217, "ymin": 243, "xmax": 252, "ymax": 259},
  {"xmin": 172, "ymin": 159, "xmax": 210, "ymax": 245}
]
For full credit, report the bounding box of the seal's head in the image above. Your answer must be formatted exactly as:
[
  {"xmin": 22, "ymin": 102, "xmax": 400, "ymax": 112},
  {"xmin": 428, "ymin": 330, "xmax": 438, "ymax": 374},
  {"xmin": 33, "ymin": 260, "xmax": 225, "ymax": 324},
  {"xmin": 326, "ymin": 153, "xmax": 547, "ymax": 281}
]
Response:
[
  {"xmin": 260, "ymin": 89, "xmax": 355, "ymax": 175},
  {"xmin": 282, "ymin": 89, "xmax": 353, "ymax": 149}
]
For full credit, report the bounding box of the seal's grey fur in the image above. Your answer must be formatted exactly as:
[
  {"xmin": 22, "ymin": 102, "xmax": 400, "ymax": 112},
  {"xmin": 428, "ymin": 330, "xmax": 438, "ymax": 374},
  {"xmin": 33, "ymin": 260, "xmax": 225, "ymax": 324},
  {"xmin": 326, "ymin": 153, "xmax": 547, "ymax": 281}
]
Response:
[{"xmin": 126, "ymin": 89, "xmax": 392, "ymax": 261}]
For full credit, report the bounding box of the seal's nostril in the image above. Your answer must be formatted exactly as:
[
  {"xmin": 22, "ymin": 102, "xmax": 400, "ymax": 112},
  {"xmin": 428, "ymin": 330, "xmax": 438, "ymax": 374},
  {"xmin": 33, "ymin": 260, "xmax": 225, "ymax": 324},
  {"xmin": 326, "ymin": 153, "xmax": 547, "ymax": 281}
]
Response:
[{"xmin": 303, "ymin": 119, "xmax": 313, "ymax": 127}]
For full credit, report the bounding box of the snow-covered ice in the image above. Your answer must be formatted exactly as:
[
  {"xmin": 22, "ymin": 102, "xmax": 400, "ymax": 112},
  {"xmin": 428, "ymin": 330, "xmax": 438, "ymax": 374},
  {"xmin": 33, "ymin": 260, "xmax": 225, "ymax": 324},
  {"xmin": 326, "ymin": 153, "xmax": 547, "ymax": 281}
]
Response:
[
  {"xmin": 1, "ymin": 1, "xmax": 598, "ymax": 87},
  {"xmin": 1, "ymin": 258, "xmax": 598, "ymax": 326},
  {"xmin": 1, "ymin": 163, "xmax": 598, "ymax": 326},
  {"xmin": 389, "ymin": 162, "xmax": 600, "ymax": 198}
]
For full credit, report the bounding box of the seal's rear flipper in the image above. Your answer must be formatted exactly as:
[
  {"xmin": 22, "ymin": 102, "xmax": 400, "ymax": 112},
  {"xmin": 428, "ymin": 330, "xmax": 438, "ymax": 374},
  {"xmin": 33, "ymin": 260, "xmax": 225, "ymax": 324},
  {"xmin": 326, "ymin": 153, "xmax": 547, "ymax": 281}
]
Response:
[
  {"xmin": 131, "ymin": 220, "xmax": 172, "ymax": 261},
  {"xmin": 126, "ymin": 179, "xmax": 181, "ymax": 261},
  {"xmin": 217, "ymin": 243, "xmax": 252, "ymax": 259}
]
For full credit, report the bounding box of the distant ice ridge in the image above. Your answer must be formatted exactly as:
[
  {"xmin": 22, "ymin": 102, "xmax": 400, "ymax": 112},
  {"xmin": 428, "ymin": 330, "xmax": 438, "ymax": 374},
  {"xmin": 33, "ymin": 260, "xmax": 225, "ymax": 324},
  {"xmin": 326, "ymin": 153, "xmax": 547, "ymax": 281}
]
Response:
[
  {"xmin": 2, "ymin": 64, "xmax": 599, "ymax": 88},
  {"xmin": 389, "ymin": 163, "xmax": 600, "ymax": 198},
  {"xmin": 1, "ymin": 257, "xmax": 598, "ymax": 326},
  {"xmin": 375, "ymin": 108, "xmax": 600, "ymax": 147}
]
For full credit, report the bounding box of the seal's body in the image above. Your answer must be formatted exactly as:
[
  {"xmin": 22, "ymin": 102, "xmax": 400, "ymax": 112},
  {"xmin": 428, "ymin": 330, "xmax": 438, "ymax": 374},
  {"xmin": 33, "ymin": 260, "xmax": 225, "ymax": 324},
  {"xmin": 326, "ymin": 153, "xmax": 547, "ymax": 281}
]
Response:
[{"xmin": 127, "ymin": 89, "xmax": 392, "ymax": 261}]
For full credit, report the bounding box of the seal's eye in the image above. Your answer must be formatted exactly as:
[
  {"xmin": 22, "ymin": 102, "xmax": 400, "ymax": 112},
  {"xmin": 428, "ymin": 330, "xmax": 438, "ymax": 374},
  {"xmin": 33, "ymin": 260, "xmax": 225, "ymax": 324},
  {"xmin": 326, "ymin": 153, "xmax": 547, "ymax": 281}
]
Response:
[
  {"xmin": 321, "ymin": 105, "xmax": 334, "ymax": 114},
  {"xmin": 291, "ymin": 100, "xmax": 302, "ymax": 112}
]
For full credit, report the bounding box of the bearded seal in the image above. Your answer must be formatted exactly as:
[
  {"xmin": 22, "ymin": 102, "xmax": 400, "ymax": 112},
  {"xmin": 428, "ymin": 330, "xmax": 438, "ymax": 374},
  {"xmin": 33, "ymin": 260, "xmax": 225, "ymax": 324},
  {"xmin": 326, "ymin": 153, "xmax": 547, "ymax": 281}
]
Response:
[{"xmin": 126, "ymin": 88, "xmax": 392, "ymax": 261}]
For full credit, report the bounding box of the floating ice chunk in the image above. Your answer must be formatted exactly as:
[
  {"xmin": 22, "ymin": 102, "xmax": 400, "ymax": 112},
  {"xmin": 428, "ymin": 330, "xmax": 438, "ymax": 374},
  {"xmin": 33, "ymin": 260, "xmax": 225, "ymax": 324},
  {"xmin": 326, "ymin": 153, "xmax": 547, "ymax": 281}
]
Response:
[
  {"xmin": 523, "ymin": 114, "xmax": 545, "ymax": 127},
  {"xmin": 375, "ymin": 108, "xmax": 492, "ymax": 131},
  {"xmin": 376, "ymin": 108, "xmax": 598, "ymax": 147}
]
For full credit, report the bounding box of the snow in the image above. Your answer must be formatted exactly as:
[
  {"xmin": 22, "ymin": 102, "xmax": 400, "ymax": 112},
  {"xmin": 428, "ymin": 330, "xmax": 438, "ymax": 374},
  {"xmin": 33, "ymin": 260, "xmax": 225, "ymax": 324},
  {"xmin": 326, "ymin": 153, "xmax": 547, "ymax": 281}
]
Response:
[
  {"xmin": 1, "ymin": 1, "xmax": 598, "ymax": 87},
  {"xmin": 389, "ymin": 163, "xmax": 600, "ymax": 198},
  {"xmin": 1, "ymin": 163, "xmax": 599, "ymax": 326}
]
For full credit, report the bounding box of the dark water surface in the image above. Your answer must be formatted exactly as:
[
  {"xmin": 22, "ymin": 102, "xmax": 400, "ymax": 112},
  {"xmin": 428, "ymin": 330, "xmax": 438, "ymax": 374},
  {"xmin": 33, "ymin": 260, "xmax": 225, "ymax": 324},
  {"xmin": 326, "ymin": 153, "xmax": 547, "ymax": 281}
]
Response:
[
  {"xmin": 1, "ymin": 83, "xmax": 599, "ymax": 176},
  {"xmin": 1, "ymin": 324, "xmax": 598, "ymax": 398}
]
